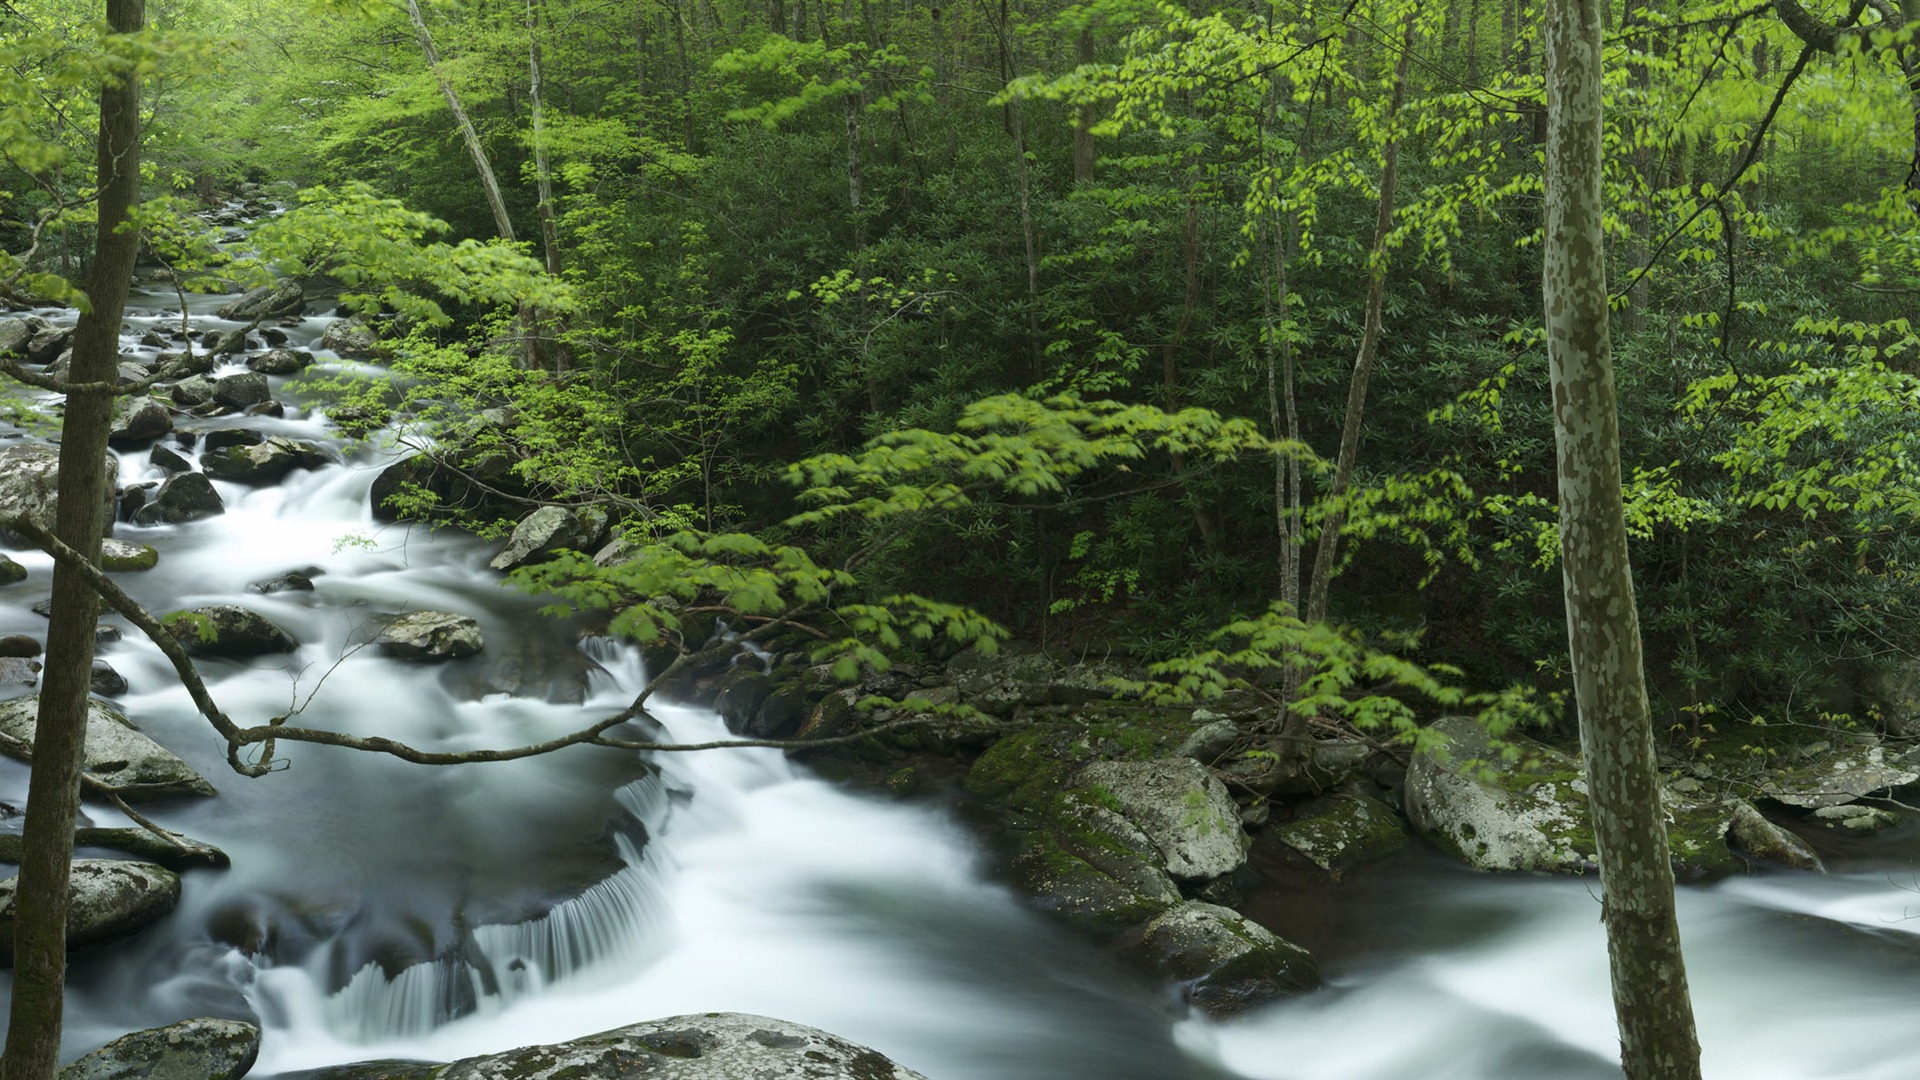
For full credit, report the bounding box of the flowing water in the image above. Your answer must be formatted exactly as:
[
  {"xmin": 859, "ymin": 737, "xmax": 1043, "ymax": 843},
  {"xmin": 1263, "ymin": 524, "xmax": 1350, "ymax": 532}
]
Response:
[{"xmin": 0, "ymin": 279, "xmax": 1917, "ymax": 1078}]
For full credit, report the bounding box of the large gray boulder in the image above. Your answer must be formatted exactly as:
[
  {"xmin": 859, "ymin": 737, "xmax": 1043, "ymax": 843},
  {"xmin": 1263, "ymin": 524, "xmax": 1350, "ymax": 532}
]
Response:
[
  {"xmin": 1007, "ymin": 792, "xmax": 1183, "ymax": 939},
  {"xmin": 1728, "ymin": 800, "xmax": 1825, "ymax": 871},
  {"xmin": 320, "ymin": 316, "xmax": 380, "ymax": 359},
  {"xmin": 58, "ymin": 1018, "xmax": 258, "ymax": 1080},
  {"xmin": 108, "ymin": 396, "xmax": 173, "ymax": 448},
  {"xmin": 201, "ymin": 436, "xmax": 331, "ymax": 485},
  {"xmin": 488, "ymin": 506, "xmax": 608, "ymax": 572},
  {"xmin": 247, "ymin": 347, "xmax": 314, "ymax": 375},
  {"xmin": 0, "ymin": 317, "xmax": 34, "ymax": 357},
  {"xmin": 1759, "ymin": 738, "xmax": 1920, "ymax": 809},
  {"xmin": 1269, "ymin": 793, "xmax": 1409, "ymax": 876},
  {"xmin": 302, "ymin": 1014, "xmax": 929, "ymax": 1079},
  {"xmin": 0, "ymin": 860, "xmax": 180, "ymax": 963},
  {"xmin": 216, "ymin": 280, "xmax": 304, "ymax": 321},
  {"xmin": 1125, "ymin": 901, "xmax": 1320, "ymax": 1018},
  {"xmin": 0, "ymin": 694, "xmax": 214, "ymax": 800},
  {"xmin": 1074, "ymin": 758, "xmax": 1248, "ymax": 880},
  {"xmin": 166, "ymin": 604, "xmax": 298, "ymax": 657},
  {"xmin": 25, "ymin": 325, "xmax": 70, "ymax": 364},
  {"xmin": 376, "ymin": 611, "xmax": 483, "ymax": 662},
  {"xmin": 210, "ymin": 372, "xmax": 269, "ymax": 410},
  {"xmin": 131, "ymin": 471, "xmax": 224, "ymax": 525},
  {"xmin": 0, "ymin": 443, "xmax": 117, "ymax": 542}
]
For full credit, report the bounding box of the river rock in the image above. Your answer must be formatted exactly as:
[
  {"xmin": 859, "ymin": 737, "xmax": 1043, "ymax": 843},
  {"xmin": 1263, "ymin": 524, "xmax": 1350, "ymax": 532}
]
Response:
[
  {"xmin": 166, "ymin": 604, "xmax": 298, "ymax": 657},
  {"xmin": 0, "ymin": 635, "xmax": 37, "ymax": 657},
  {"xmin": 100, "ymin": 538, "xmax": 158, "ymax": 571},
  {"xmin": 248, "ymin": 347, "xmax": 314, "ymax": 375},
  {"xmin": 320, "ymin": 316, "xmax": 380, "ymax": 359},
  {"xmin": 168, "ymin": 374, "xmax": 215, "ymax": 407},
  {"xmin": 1811, "ymin": 804, "xmax": 1900, "ymax": 831},
  {"xmin": 211, "ymin": 372, "xmax": 269, "ymax": 410},
  {"xmin": 91, "ymin": 659, "xmax": 127, "ymax": 696},
  {"xmin": 1761, "ymin": 739, "xmax": 1920, "ymax": 809},
  {"xmin": 488, "ymin": 506, "xmax": 608, "ymax": 571},
  {"xmin": 0, "ymin": 442, "xmax": 117, "ymax": 543},
  {"xmin": 1074, "ymin": 758, "xmax": 1248, "ymax": 881},
  {"xmin": 0, "ymin": 860, "xmax": 181, "ymax": 964},
  {"xmin": 282, "ymin": 1014, "xmax": 927, "ymax": 1080},
  {"xmin": 1405, "ymin": 715, "xmax": 1595, "ymax": 873},
  {"xmin": 0, "ymin": 694, "xmax": 215, "ymax": 799},
  {"xmin": 714, "ymin": 664, "xmax": 777, "ymax": 734},
  {"xmin": 57, "ymin": 1017, "xmax": 259, "ymax": 1080},
  {"xmin": 217, "ymin": 280, "xmax": 304, "ymax": 321},
  {"xmin": 202, "ymin": 328, "xmax": 251, "ymax": 357},
  {"xmin": 201, "ymin": 435, "xmax": 332, "ymax": 484},
  {"xmin": 0, "ymin": 657, "xmax": 38, "ymax": 688},
  {"xmin": 251, "ymin": 568, "xmax": 317, "ymax": 594},
  {"xmin": 0, "ymin": 317, "xmax": 32, "ymax": 357},
  {"xmin": 1126, "ymin": 901, "xmax": 1320, "ymax": 1017},
  {"xmin": 376, "ymin": 611, "xmax": 483, "ymax": 662},
  {"xmin": 157, "ymin": 349, "xmax": 217, "ymax": 378},
  {"xmin": 947, "ymin": 646, "xmax": 1119, "ymax": 715},
  {"xmin": 148, "ymin": 443, "xmax": 191, "ymax": 473},
  {"xmin": 1269, "ymin": 793, "xmax": 1409, "ymax": 875},
  {"xmin": 202, "ymin": 428, "xmax": 262, "ymax": 453},
  {"xmin": 26, "ymin": 325, "xmax": 70, "ymax": 364},
  {"xmin": 1007, "ymin": 792, "xmax": 1183, "ymax": 939},
  {"xmin": 1728, "ymin": 800, "xmax": 1825, "ymax": 871},
  {"xmin": 132, "ymin": 471, "xmax": 224, "ymax": 525},
  {"xmin": 0, "ymin": 554, "xmax": 23, "ymax": 585}
]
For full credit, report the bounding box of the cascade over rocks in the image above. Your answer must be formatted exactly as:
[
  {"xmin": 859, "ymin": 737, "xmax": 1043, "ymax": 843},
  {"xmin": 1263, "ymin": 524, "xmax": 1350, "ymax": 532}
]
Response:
[
  {"xmin": 0, "ymin": 441, "xmax": 117, "ymax": 541},
  {"xmin": 57, "ymin": 1017, "xmax": 259, "ymax": 1080},
  {"xmin": 278, "ymin": 1013, "xmax": 929, "ymax": 1079},
  {"xmin": 0, "ymin": 694, "xmax": 216, "ymax": 800},
  {"xmin": 132, "ymin": 470, "xmax": 224, "ymax": 524},
  {"xmin": 167, "ymin": 604, "xmax": 298, "ymax": 657},
  {"xmin": 201, "ymin": 435, "xmax": 333, "ymax": 484},
  {"xmin": 376, "ymin": 611, "xmax": 484, "ymax": 662},
  {"xmin": 0, "ymin": 860, "xmax": 181, "ymax": 964}
]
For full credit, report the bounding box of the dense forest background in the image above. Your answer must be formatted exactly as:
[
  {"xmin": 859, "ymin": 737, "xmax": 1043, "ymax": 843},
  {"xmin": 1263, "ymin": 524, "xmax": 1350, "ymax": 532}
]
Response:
[{"xmin": 5, "ymin": 0, "xmax": 1919, "ymax": 747}]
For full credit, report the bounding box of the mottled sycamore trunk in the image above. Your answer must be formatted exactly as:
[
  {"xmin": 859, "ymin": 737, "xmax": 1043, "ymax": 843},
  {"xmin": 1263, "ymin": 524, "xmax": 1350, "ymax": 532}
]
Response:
[
  {"xmin": 1542, "ymin": 0, "xmax": 1703, "ymax": 1076},
  {"xmin": 0, "ymin": 3, "xmax": 143, "ymax": 1077}
]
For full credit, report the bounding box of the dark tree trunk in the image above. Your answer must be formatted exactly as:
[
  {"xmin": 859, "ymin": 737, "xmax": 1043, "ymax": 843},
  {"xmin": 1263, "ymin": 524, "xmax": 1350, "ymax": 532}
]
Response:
[{"xmin": 0, "ymin": 2, "xmax": 143, "ymax": 1077}]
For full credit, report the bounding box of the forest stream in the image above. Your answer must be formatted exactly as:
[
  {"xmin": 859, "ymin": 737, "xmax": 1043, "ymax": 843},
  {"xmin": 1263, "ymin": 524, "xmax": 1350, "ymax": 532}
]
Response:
[{"xmin": 2, "ymin": 281, "xmax": 1920, "ymax": 1079}]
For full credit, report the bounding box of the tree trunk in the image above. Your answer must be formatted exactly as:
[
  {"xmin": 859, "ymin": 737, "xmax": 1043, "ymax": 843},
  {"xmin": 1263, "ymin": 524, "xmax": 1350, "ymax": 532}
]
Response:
[
  {"xmin": 406, "ymin": 0, "xmax": 516, "ymax": 244},
  {"xmin": 0, "ymin": 2, "xmax": 143, "ymax": 1076},
  {"xmin": 1073, "ymin": 28, "xmax": 1096, "ymax": 181},
  {"xmin": 1542, "ymin": 0, "xmax": 1703, "ymax": 1075},
  {"xmin": 1305, "ymin": 6, "xmax": 1420, "ymax": 626}
]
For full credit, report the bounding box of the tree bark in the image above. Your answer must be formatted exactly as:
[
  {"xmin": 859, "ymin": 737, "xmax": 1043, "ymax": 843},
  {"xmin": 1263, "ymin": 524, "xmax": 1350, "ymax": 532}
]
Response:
[
  {"xmin": 1305, "ymin": 6, "xmax": 1420, "ymax": 626},
  {"xmin": 0, "ymin": 2, "xmax": 143, "ymax": 1076},
  {"xmin": 406, "ymin": 0, "xmax": 516, "ymax": 244},
  {"xmin": 1073, "ymin": 28, "xmax": 1096, "ymax": 181},
  {"xmin": 1542, "ymin": 0, "xmax": 1703, "ymax": 1075}
]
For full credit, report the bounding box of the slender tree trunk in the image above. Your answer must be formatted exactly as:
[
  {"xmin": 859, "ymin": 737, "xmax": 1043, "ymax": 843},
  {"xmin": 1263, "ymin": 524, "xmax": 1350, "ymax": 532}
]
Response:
[
  {"xmin": 1305, "ymin": 6, "xmax": 1420, "ymax": 625},
  {"xmin": 0, "ymin": 3, "xmax": 143, "ymax": 1077},
  {"xmin": 527, "ymin": 0, "xmax": 562, "ymax": 278},
  {"xmin": 1073, "ymin": 27, "xmax": 1096, "ymax": 181},
  {"xmin": 1542, "ymin": 0, "xmax": 1703, "ymax": 1074},
  {"xmin": 406, "ymin": 0, "xmax": 516, "ymax": 244},
  {"xmin": 1619, "ymin": 0, "xmax": 1650, "ymax": 333}
]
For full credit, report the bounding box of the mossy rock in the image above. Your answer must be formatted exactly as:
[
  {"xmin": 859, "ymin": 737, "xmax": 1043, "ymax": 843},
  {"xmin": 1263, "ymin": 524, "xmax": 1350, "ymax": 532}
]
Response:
[
  {"xmin": 0, "ymin": 555, "xmax": 23, "ymax": 586},
  {"xmin": 99, "ymin": 538, "xmax": 158, "ymax": 572},
  {"xmin": 1006, "ymin": 792, "xmax": 1181, "ymax": 939},
  {"xmin": 963, "ymin": 725, "xmax": 1096, "ymax": 815},
  {"xmin": 1126, "ymin": 901, "xmax": 1321, "ymax": 1017},
  {"xmin": 1268, "ymin": 792, "xmax": 1409, "ymax": 876}
]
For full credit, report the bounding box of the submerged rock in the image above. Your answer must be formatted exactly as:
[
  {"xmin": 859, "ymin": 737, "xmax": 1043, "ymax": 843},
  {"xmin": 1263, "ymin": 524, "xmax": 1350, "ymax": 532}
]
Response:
[
  {"xmin": 58, "ymin": 1017, "xmax": 259, "ymax": 1080},
  {"xmin": 376, "ymin": 611, "xmax": 483, "ymax": 662},
  {"xmin": 1125, "ymin": 901, "xmax": 1320, "ymax": 1018},
  {"xmin": 0, "ymin": 859, "xmax": 180, "ymax": 964},
  {"xmin": 0, "ymin": 694, "xmax": 215, "ymax": 800},
  {"xmin": 166, "ymin": 604, "xmax": 298, "ymax": 657},
  {"xmin": 1075, "ymin": 757, "xmax": 1248, "ymax": 881}
]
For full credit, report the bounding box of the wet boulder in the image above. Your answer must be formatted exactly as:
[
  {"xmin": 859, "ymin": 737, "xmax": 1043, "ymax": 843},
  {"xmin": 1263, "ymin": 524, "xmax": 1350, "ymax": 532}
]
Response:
[
  {"xmin": 25, "ymin": 325, "xmax": 70, "ymax": 365},
  {"xmin": 149, "ymin": 443, "xmax": 191, "ymax": 472},
  {"xmin": 1125, "ymin": 901, "xmax": 1320, "ymax": 1018},
  {"xmin": 166, "ymin": 604, "xmax": 298, "ymax": 657},
  {"xmin": 0, "ymin": 860, "xmax": 180, "ymax": 964},
  {"xmin": 90, "ymin": 659, "xmax": 127, "ymax": 697},
  {"xmin": 201, "ymin": 435, "xmax": 331, "ymax": 485},
  {"xmin": 250, "ymin": 568, "xmax": 317, "ymax": 594},
  {"xmin": 1268, "ymin": 792, "xmax": 1409, "ymax": 876},
  {"xmin": 131, "ymin": 471, "xmax": 224, "ymax": 525},
  {"xmin": 167, "ymin": 374, "xmax": 215, "ymax": 407},
  {"xmin": 217, "ymin": 280, "xmax": 304, "ymax": 321},
  {"xmin": 375, "ymin": 611, "xmax": 483, "ymax": 662},
  {"xmin": 320, "ymin": 316, "xmax": 380, "ymax": 359},
  {"xmin": 0, "ymin": 657, "xmax": 38, "ymax": 689},
  {"xmin": 57, "ymin": 1017, "xmax": 258, "ymax": 1080},
  {"xmin": 1728, "ymin": 801, "xmax": 1824, "ymax": 871},
  {"xmin": 0, "ymin": 555, "xmax": 23, "ymax": 586},
  {"xmin": 0, "ymin": 694, "xmax": 215, "ymax": 800},
  {"xmin": 211, "ymin": 372, "xmax": 269, "ymax": 410},
  {"xmin": 387, "ymin": 1013, "xmax": 927, "ymax": 1080},
  {"xmin": 488, "ymin": 506, "xmax": 608, "ymax": 571},
  {"xmin": 248, "ymin": 347, "xmax": 314, "ymax": 375},
  {"xmin": 0, "ymin": 318, "xmax": 33, "ymax": 357},
  {"xmin": 1006, "ymin": 792, "xmax": 1183, "ymax": 939},
  {"xmin": 1074, "ymin": 757, "xmax": 1249, "ymax": 881},
  {"xmin": 0, "ymin": 443, "xmax": 117, "ymax": 542},
  {"xmin": 99, "ymin": 538, "xmax": 158, "ymax": 572},
  {"xmin": 1760, "ymin": 738, "xmax": 1920, "ymax": 809}
]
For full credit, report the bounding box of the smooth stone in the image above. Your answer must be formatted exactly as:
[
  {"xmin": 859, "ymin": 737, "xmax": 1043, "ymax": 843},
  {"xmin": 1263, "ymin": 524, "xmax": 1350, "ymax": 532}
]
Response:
[
  {"xmin": 0, "ymin": 443, "xmax": 117, "ymax": 543},
  {"xmin": 0, "ymin": 635, "xmax": 38, "ymax": 657},
  {"xmin": 375, "ymin": 611, "xmax": 484, "ymax": 662},
  {"xmin": 131, "ymin": 471, "xmax": 224, "ymax": 525},
  {"xmin": 57, "ymin": 1017, "xmax": 258, "ymax": 1080},
  {"xmin": 1126, "ymin": 901, "xmax": 1320, "ymax": 1018},
  {"xmin": 1074, "ymin": 757, "xmax": 1249, "ymax": 880},
  {"xmin": 0, "ymin": 694, "xmax": 215, "ymax": 800},
  {"xmin": 99, "ymin": 537, "xmax": 159, "ymax": 571},
  {"xmin": 165, "ymin": 604, "xmax": 297, "ymax": 658},
  {"xmin": 0, "ymin": 859, "xmax": 181, "ymax": 964}
]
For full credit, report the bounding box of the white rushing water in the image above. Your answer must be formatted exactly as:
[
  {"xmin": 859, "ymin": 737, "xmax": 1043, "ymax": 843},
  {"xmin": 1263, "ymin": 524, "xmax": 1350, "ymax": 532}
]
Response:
[{"xmin": 3, "ymin": 279, "xmax": 1920, "ymax": 1079}]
